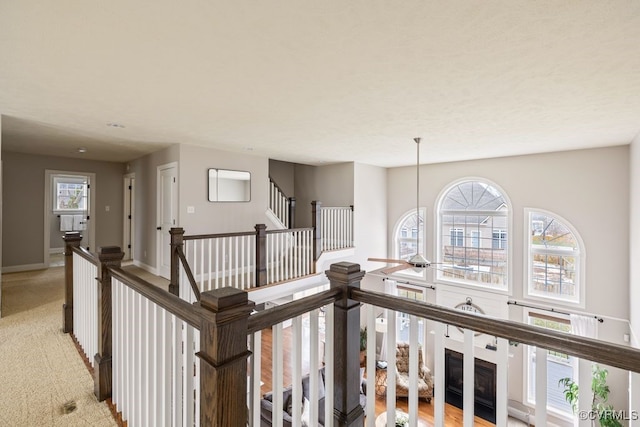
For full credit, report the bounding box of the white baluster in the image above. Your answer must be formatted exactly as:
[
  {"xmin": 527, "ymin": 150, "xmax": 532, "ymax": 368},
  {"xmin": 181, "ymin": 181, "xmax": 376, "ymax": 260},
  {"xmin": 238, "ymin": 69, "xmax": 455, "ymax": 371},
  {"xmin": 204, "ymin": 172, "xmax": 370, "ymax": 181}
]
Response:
[
  {"xmin": 409, "ymin": 315, "xmax": 419, "ymax": 426},
  {"xmin": 272, "ymin": 323, "xmax": 284, "ymax": 427},
  {"xmin": 433, "ymin": 322, "xmax": 445, "ymax": 427},
  {"xmin": 535, "ymin": 347, "xmax": 548, "ymax": 426},
  {"xmin": 463, "ymin": 329, "xmax": 475, "ymax": 427}
]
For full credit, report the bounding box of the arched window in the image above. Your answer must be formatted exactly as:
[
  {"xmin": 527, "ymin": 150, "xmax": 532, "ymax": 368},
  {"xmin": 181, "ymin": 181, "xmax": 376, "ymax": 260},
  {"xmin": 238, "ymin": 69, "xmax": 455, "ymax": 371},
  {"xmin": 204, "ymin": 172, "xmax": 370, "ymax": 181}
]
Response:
[
  {"xmin": 526, "ymin": 210, "xmax": 583, "ymax": 305},
  {"xmin": 437, "ymin": 179, "xmax": 510, "ymax": 289},
  {"xmin": 393, "ymin": 208, "xmax": 425, "ymax": 278}
]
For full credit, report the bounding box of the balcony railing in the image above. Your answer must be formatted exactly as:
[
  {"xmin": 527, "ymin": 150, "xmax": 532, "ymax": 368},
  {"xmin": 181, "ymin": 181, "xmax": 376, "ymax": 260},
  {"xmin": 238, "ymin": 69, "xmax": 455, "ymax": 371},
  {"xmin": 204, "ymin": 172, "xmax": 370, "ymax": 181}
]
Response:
[{"xmin": 63, "ymin": 232, "xmax": 640, "ymax": 427}]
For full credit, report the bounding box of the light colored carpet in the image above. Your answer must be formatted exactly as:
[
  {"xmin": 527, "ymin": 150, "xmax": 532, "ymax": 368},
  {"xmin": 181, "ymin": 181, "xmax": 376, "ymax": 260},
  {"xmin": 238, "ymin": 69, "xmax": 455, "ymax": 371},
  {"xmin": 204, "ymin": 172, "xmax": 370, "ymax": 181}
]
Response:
[{"xmin": 0, "ymin": 267, "xmax": 116, "ymax": 426}]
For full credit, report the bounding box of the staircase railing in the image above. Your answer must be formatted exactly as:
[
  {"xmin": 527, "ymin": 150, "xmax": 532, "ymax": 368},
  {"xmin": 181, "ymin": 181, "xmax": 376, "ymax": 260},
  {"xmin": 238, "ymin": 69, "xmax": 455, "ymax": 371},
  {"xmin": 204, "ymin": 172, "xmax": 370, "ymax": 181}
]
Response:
[
  {"xmin": 170, "ymin": 200, "xmax": 354, "ymax": 299},
  {"xmin": 269, "ymin": 177, "xmax": 296, "ymax": 229},
  {"xmin": 63, "ymin": 244, "xmax": 640, "ymax": 426},
  {"xmin": 312, "ymin": 201, "xmax": 354, "ymax": 257}
]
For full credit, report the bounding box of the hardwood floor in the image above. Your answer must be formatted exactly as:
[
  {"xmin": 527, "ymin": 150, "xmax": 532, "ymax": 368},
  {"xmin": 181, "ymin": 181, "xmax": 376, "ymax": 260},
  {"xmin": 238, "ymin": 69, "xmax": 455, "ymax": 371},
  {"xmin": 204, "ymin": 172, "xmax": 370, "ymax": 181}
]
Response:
[{"xmin": 256, "ymin": 324, "xmax": 503, "ymax": 427}]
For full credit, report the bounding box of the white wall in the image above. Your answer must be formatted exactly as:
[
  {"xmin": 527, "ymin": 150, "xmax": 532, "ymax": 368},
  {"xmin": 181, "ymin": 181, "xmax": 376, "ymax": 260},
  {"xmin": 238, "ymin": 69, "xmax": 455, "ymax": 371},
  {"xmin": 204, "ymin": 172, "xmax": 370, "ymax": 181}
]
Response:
[
  {"xmin": 353, "ymin": 163, "xmax": 387, "ymax": 271},
  {"xmin": 387, "ymin": 146, "xmax": 631, "ymax": 418}
]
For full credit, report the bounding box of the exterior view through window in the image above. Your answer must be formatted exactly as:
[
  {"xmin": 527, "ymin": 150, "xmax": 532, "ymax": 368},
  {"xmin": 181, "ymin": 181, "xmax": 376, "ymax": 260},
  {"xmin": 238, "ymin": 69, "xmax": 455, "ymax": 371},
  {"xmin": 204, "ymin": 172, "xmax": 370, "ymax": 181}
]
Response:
[
  {"xmin": 437, "ymin": 180, "xmax": 509, "ymax": 289},
  {"xmin": 528, "ymin": 211, "xmax": 582, "ymax": 304}
]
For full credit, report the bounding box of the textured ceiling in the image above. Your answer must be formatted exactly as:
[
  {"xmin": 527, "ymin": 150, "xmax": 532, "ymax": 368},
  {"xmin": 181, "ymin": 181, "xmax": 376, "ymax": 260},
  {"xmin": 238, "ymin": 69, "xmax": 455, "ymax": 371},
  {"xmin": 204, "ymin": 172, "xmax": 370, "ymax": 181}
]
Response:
[{"xmin": 1, "ymin": 1, "xmax": 639, "ymax": 167}]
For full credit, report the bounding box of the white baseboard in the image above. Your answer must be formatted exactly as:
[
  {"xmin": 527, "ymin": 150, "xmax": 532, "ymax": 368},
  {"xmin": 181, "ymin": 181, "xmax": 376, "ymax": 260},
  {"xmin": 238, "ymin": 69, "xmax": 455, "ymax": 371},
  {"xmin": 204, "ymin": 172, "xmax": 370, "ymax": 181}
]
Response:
[
  {"xmin": 132, "ymin": 260, "xmax": 158, "ymax": 275},
  {"xmin": 2, "ymin": 263, "xmax": 48, "ymax": 273},
  {"xmin": 49, "ymin": 248, "xmax": 65, "ymax": 255}
]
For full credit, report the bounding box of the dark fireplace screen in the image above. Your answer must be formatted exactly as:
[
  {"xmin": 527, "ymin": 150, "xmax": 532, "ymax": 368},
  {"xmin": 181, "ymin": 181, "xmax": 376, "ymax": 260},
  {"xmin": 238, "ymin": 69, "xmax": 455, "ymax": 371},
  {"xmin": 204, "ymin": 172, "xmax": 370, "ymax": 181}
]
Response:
[{"xmin": 444, "ymin": 349, "xmax": 497, "ymax": 423}]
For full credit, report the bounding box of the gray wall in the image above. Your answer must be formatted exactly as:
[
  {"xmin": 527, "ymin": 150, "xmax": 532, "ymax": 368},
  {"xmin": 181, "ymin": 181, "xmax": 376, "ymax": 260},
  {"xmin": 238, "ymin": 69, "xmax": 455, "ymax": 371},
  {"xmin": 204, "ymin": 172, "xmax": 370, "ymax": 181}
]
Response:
[
  {"xmin": 268, "ymin": 159, "xmax": 295, "ymax": 198},
  {"xmin": 2, "ymin": 151, "xmax": 126, "ymax": 268},
  {"xmin": 387, "ymin": 145, "xmax": 631, "ymax": 418},
  {"xmin": 178, "ymin": 144, "xmax": 270, "ymax": 235},
  {"xmin": 128, "ymin": 144, "xmax": 272, "ymax": 270},
  {"xmin": 294, "ymin": 162, "xmax": 355, "ymax": 227},
  {"xmin": 632, "ymin": 135, "xmax": 640, "ymax": 348},
  {"xmin": 128, "ymin": 145, "xmax": 180, "ymax": 268}
]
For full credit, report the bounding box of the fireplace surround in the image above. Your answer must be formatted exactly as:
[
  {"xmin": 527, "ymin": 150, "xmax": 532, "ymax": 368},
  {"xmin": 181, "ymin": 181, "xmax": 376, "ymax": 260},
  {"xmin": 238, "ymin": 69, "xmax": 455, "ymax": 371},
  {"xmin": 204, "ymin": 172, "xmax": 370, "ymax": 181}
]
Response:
[{"xmin": 444, "ymin": 349, "xmax": 497, "ymax": 423}]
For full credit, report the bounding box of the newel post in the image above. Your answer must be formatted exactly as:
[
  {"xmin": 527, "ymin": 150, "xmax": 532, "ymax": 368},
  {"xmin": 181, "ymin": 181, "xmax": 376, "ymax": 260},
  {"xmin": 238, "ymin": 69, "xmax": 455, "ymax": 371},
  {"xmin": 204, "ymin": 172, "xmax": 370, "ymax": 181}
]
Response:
[
  {"xmin": 326, "ymin": 262, "xmax": 366, "ymax": 427},
  {"xmin": 288, "ymin": 197, "xmax": 296, "ymax": 229},
  {"xmin": 169, "ymin": 227, "xmax": 185, "ymax": 296},
  {"xmin": 255, "ymin": 224, "xmax": 267, "ymax": 287},
  {"xmin": 197, "ymin": 288, "xmax": 255, "ymax": 426},
  {"xmin": 62, "ymin": 232, "xmax": 82, "ymax": 333},
  {"xmin": 94, "ymin": 246, "xmax": 124, "ymax": 401},
  {"xmin": 311, "ymin": 200, "xmax": 322, "ymax": 261}
]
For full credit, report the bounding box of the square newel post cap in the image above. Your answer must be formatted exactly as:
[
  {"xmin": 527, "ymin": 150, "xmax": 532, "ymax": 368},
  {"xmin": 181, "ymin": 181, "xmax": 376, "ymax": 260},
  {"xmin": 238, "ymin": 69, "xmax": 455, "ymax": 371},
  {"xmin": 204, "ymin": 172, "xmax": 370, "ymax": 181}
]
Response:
[
  {"xmin": 325, "ymin": 262, "xmax": 366, "ymax": 285},
  {"xmin": 63, "ymin": 232, "xmax": 83, "ymax": 243},
  {"xmin": 97, "ymin": 246, "xmax": 125, "ymax": 263},
  {"xmin": 200, "ymin": 288, "xmax": 255, "ymax": 324},
  {"xmin": 201, "ymin": 287, "xmax": 247, "ymax": 311}
]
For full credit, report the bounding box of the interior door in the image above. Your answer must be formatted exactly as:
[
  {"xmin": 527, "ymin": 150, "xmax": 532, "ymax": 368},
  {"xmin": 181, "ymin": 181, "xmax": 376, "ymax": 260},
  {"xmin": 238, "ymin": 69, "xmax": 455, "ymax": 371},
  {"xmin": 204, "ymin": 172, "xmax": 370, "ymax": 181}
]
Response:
[{"xmin": 157, "ymin": 164, "xmax": 177, "ymax": 279}]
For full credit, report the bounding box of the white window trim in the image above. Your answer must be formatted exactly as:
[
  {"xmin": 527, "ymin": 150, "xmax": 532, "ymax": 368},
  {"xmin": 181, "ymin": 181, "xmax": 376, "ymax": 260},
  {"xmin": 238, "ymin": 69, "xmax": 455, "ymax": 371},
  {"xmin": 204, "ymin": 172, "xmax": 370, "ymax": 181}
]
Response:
[
  {"xmin": 522, "ymin": 309, "xmax": 577, "ymax": 423},
  {"xmin": 435, "ymin": 177, "xmax": 513, "ymax": 295},
  {"xmin": 392, "ymin": 207, "xmax": 427, "ymax": 281},
  {"xmin": 524, "ymin": 208, "xmax": 586, "ymax": 309}
]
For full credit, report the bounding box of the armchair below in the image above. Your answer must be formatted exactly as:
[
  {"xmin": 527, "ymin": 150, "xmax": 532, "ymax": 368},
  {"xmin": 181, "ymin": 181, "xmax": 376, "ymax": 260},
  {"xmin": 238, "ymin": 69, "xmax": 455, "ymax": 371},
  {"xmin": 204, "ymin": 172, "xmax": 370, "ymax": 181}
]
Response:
[{"xmin": 374, "ymin": 343, "xmax": 433, "ymax": 402}]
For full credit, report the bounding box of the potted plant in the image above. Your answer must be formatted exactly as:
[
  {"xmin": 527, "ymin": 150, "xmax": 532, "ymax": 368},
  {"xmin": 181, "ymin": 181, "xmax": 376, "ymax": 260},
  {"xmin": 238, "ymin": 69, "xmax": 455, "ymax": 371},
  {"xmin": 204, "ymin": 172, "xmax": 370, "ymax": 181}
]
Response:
[
  {"xmin": 558, "ymin": 364, "xmax": 622, "ymax": 427},
  {"xmin": 359, "ymin": 327, "xmax": 367, "ymax": 366}
]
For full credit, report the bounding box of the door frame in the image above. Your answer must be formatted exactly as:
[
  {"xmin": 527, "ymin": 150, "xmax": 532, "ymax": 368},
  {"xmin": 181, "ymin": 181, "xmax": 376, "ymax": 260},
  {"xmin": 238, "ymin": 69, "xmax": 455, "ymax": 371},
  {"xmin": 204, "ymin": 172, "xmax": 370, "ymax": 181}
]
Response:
[
  {"xmin": 156, "ymin": 162, "xmax": 178, "ymax": 279},
  {"xmin": 123, "ymin": 173, "xmax": 135, "ymax": 261},
  {"xmin": 44, "ymin": 170, "xmax": 96, "ymax": 266}
]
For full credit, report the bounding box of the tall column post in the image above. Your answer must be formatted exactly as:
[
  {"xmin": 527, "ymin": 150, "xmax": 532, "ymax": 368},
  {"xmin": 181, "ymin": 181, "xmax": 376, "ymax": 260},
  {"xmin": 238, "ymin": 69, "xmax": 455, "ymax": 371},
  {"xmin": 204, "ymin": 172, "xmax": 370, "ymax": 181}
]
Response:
[
  {"xmin": 94, "ymin": 246, "xmax": 124, "ymax": 401},
  {"xmin": 62, "ymin": 232, "xmax": 82, "ymax": 333},
  {"xmin": 197, "ymin": 287, "xmax": 254, "ymax": 426},
  {"xmin": 311, "ymin": 200, "xmax": 322, "ymax": 261},
  {"xmin": 288, "ymin": 197, "xmax": 296, "ymax": 229},
  {"xmin": 169, "ymin": 227, "xmax": 185, "ymax": 296},
  {"xmin": 255, "ymin": 224, "xmax": 267, "ymax": 287},
  {"xmin": 326, "ymin": 262, "xmax": 366, "ymax": 427}
]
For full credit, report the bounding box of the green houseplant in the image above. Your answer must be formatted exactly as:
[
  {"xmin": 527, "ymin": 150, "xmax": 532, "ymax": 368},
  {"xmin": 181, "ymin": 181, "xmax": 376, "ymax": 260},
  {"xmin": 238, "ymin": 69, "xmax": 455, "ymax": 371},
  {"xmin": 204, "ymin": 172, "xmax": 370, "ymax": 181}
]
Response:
[{"xmin": 558, "ymin": 364, "xmax": 622, "ymax": 427}]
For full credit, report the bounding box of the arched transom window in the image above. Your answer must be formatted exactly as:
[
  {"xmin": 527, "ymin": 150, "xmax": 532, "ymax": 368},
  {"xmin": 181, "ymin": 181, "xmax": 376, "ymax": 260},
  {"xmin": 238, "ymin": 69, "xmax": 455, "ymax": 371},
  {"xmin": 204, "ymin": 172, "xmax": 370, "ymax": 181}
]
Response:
[
  {"xmin": 527, "ymin": 210, "xmax": 583, "ymax": 304},
  {"xmin": 437, "ymin": 180, "xmax": 509, "ymax": 289}
]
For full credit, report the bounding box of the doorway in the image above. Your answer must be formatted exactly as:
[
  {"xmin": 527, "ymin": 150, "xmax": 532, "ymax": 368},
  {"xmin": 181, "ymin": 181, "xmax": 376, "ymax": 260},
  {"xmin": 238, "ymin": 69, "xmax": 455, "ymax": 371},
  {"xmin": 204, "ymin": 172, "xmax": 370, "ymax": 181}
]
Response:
[
  {"xmin": 44, "ymin": 170, "xmax": 96, "ymax": 267},
  {"xmin": 156, "ymin": 163, "xmax": 177, "ymax": 279}
]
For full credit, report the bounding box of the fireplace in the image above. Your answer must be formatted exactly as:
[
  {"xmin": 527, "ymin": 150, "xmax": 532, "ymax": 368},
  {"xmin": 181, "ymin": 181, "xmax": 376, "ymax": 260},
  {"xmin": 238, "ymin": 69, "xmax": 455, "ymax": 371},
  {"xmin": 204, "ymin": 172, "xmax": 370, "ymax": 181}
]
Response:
[{"xmin": 444, "ymin": 349, "xmax": 497, "ymax": 423}]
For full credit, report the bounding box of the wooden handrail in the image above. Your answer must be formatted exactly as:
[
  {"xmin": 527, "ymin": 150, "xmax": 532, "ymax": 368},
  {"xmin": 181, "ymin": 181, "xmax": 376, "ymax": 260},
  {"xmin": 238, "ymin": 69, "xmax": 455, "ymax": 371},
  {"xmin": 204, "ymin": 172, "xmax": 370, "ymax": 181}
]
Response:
[
  {"xmin": 71, "ymin": 245, "xmax": 98, "ymax": 264},
  {"xmin": 269, "ymin": 176, "xmax": 290, "ymax": 199},
  {"xmin": 183, "ymin": 230, "xmax": 256, "ymax": 241},
  {"xmin": 109, "ymin": 267, "xmax": 201, "ymax": 329},
  {"xmin": 265, "ymin": 227, "xmax": 313, "ymax": 235},
  {"xmin": 247, "ymin": 288, "xmax": 342, "ymax": 333},
  {"xmin": 350, "ymin": 287, "xmax": 640, "ymax": 374}
]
